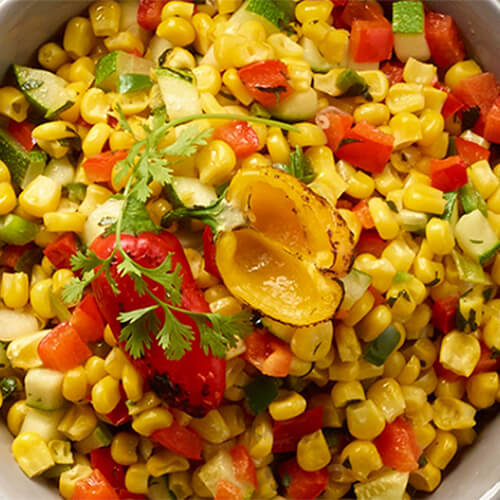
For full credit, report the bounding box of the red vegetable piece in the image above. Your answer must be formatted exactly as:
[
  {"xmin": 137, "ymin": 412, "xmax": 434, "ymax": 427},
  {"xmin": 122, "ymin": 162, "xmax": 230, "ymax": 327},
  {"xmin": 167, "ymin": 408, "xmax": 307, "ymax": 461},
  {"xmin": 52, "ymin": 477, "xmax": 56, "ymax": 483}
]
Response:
[
  {"xmin": 137, "ymin": 0, "xmax": 168, "ymax": 30},
  {"xmin": 473, "ymin": 342, "xmax": 500, "ymax": 374},
  {"xmin": 484, "ymin": 97, "xmax": 500, "ymax": 144},
  {"xmin": 7, "ymin": 120, "xmax": 35, "ymax": 151},
  {"xmin": 352, "ymin": 199, "xmax": 375, "ymax": 230},
  {"xmin": 350, "ymin": 18, "xmax": 393, "ymax": 63},
  {"xmin": 315, "ymin": 108, "xmax": 353, "ymax": 151},
  {"xmin": 72, "ymin": 469, "xmax": 119, "ymax": 500},
  {"xmin": 272, "ymin": 407, "xmax": 324, "ymax": 453},
  {"xmin": 215, "ymin": 480, "xmax": 243, "ymax": 500},
  {"xmin": 90, "ymin": 447, "xmax": 125, "ymax": 490},
  {"xmin": 441, "ymin": 92, "xmax": 465, "ymax": 120},
  {"xmin": 71, "ymin": 294, "xmax": 105, "ymax": 342},
  {"xmin": 202, "ymin": 225, "xmax": 221, "ymax": 279},
  {"xmin": 105, "ymin": 385, "xmax": 132, "ymax": 426},
  {"xmin": 340, "ymin": 0, "xmax": 384, "ymax": 27},
  {"xmin": 455, "ymin": 137, "xmax": 490, "ymax": 166},
  {"xmin": 432, "ymin": 296, "xmax": 459, "ymax": 334},
  {"xmin": 369, "ymin": 285, "xmax": 386, "ymax": 307},
  {"xmin": 83, "ymin": 150, "xmax": 129, "ymax": 183},
  {"xmin": 279, "ymin": 459, "xmax": 328, "ymax": 500},
  {"xmin": 425, "ymin": 11, "xmax": 465, "ymax": 68},
  {"xmin": 38, "ymin": 322, "xmax": 92, "ymax": 372},
  {"xmin": 453, "ymin": 72, "xmax": 500, "ymax": 117},
  {"xmin": 335, "ymin": 121, "xmax": 394, "ymax": 174},
  {"xmin": 356, "ymin": 230, "xmax": 388, "ymax": 258},
  {"xmin": 0, "ymin": 244, "xmax": 34, "ymax": 268},
  {"xmin": 238, "ymin": 60, "xmax": 294, "ymax": 108},
  {"xmin": 374, "ymin": 418, "xmax": 421, "ymax": 472},
  {"xmin": 430, "ymin": 156, "xmax": 468, "ymax": 191},
  {"xmin": 434, "ymin": 358, "xmax": 464, "ymax": 382},
  {"xmin": 43, "ymin": 233, "xmax": 78, "ymax": 270},
  {"xmin": 381, "ymin": 61, "xmax": 405, "ymax": 86},
  {"xmin": 230, "ymin": 445, "xmax": 257, "ymax": 489},
  {"xmin": 151, "ymin": 421, "xmax": 204, "ymax": 460},
  {"xmin": 212, "ymin": 121, "xmax": 260, "ymax": 159}
]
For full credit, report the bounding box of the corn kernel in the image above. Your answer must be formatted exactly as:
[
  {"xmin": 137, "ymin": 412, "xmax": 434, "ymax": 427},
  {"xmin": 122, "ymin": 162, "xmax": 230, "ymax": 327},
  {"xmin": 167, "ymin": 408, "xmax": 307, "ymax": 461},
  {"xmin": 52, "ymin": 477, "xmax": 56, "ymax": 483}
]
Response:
[
  {"xmin": 63, "ymin": 17, "xmax": 96, "ymax": 59},
  {"xmin": 403, "ymin": 57, "xmax": 437, "ymax": 85},
  {"xmin": 444, "ymin": 60, "xmax": 482, "ymax": 91},
  {"xmin": 339, "ymin": 440, "xmax": 383, "ymax": 479},
  {"xmin": 269, "ymin": 391, "xmax": 306, "ymax": 421},
  {"xmin": 433, "ymin": 397, "xmax": 476, "ymax": 430}
]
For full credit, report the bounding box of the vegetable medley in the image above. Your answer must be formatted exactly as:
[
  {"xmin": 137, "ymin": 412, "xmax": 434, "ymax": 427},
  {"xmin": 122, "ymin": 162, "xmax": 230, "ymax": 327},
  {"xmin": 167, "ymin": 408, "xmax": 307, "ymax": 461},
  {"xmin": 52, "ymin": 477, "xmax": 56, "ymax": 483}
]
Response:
[{"xmin": 0, "ymin": 0, "xmax": 498, "ymax": 498}]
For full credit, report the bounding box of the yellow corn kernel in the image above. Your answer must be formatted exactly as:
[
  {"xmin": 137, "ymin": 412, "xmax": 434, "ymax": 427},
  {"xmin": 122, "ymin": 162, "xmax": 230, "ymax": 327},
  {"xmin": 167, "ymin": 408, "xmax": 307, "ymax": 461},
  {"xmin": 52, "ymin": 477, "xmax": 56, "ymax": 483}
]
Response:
[
  {"xmin": 80, "ymin": 88, "xmax": 110, "ymax": 125},
  {"xmin": 346, "ymin": 171, "xmax": 375, "ymax": 199},
  {"xmin": 433, "ymin": 397, "xmax": 476, "ymax": 431},
  {"xmin": 267, "ymin": 33, "xmax": 303, "ymax": 60},
  {"xmin": 346, "ymin": 400, "xmax": 385, "ymax": 440},
  {"xmin": 296, "ymin": 0, "xmax": 332, "ymax": 23},
  {"xmin": 401, "ymin": 384, "xmax": 427, "ymax": 417},
  {"xmin": 420, "ymin": 131, "xmax": 449, "ymax": 159},
  {"xmin": 132, "ymin": 407, "xmax": 173, "ymax": 436},
  {"xmin": 469, "ymin": 160, "xmax": 499, "ymax": 199},
  {"xmin": 19, "ymin": 175, "xmax": 61, "ymax": 218},
  {"xmin": 110, "ymin": 432, "xmax": 139, "ymax": 466},
  {"xmin": 162, "ymin": 1, "xmax": 195, "ymax": 19},
  {"xmin": 283, "ymin": 58, "xmax": 312, "ymax": 92},
  {"xmin": 190, "ymin": 409, "xmax": 231, "ymax": 444},
  {"xmin": 359, "ymin": 70, "xmax": 389, "ymax": 102},
  {"xmin": 436, "ymin": 378, "xmax": 466, "ymax": 400},
  {"xmin": 30, "ymin": 279, "xmax": 54, "ymax": 319},
  {"xmin": 466, "ymin": 372, "xmax": 499, "ymax": 409},
  {"xmin": 1, "ymin": 272, "xmax": 29, "ymax": 309},
  {"xmin": 57, "ymin": 62, "xmax": 72, "ymax": 81},
  {"xmin": 196, "ymin": 139, "xmax": 236, "ymax": 185},
  {"xmin": 338, "ymin": 208, "xmax": 361, "ymax": 245},
  {"xmin": 127, "ymin": 392, "xmax": 161, "ymax": 417},
  {"xmin": 208, "ymin": 296, "xmax": 241, "ymax": 316},
  {"xmin": 44, "ymin": 212, "xmax": 86, "ymax": 233},
  {"xmin": 89, "ymin": 0, "xmax": 120, "ymax": 36},
  {"xmin": 215, "ymin": 0, "xmax": 242, "ymax": 15},
  {"xmin": 62, "ymin": 366, "xmax": 88, "ymax": 403},
  {"xmin": 125, "ymin": 463, "xmax": 149, "ymax": 495},
  {"xmin": 48, "ymin": 440, "xmax": 75, "ymax": 464},
  {"xmin": 411, "ymin": 338, "xmax": 437, "ymax": 370},
  {"xmin": 381, "ymin": 238, "xmax": 416, "ymax": 273},
  {"xmin": 0, "ymin": 161, "xmax": 10, "ymax": 183},
  {"xmin": 167, "ymin": 471, "xmax": 193, "ymax": 500},
  {"xmin": 108, "ymin": 130, "xmax": 134, "ymax": 151},
  {"xmin": 444, "ymin": 60, "xmax": 482, "ymax": 91},
  {"xmin": 423, "ymin": 86, "xmax": 447, "ymax": 113},
  {"xmin": 409, "ymin": 462, "xmax": 441, "ymax": 492},
  {"xmin": 340, "ymin": 440, "xmax": 383, "ymax": 479},
  {"xmin": 319, "ymin": 29, "xmax": 349, "ymax": 65},
  {"xmin": 324, "ymin": 480, "xmax": 351, "ymax": 500},
  {"xmin": 426, "ymin": 430, "xmax": 458, "ymax": 469},
  {"xmin": 386, "ymin": 83, "xmax": 425, "ymax": 114},
  {"xmin": 191, "ymin": 65, "xmax": 221, "ymax": 96},
  {"xmin": 483, "ymin": 314, "xmax": 500, "ymax": 350},
  {"xmin": 64, "ymin": 17, "xmax": 96, "ymax": 59},
  {"xmin": 82, "ymin": 123, "xmax": 112, "ymax": 157},
  {"xmin": 288, "ymin": 123, "xmax": 326, "ymax": 148},
  {"xmin": 122, "ymin": 363, "xmax": 143, "ymax": 403},
  {"xmin": 403, "ymin": 58, "xmax": 437, "ymax": 85},
  {"xmin": 403, "ymin": 183, "xmax": 445, "ymax": 215},
  {"xmin": 192, "ymin": 13, "xmax": 213, "ymax": 55},
  {"xmin": 147, "ymin": 450, "xmax": 189, "ymax": 477},
  {"xmin": 334, "ymin": 324, "xmax": 361, "ymax": 363},
  {"xmin": 389, "ymin": 112, "xmax": 422, "ymax": 149},
  {"xmin": 255, "ymin": 467, "xmax": 278, "ymax": 499},
  {"xmin": 344, "ymin": 289, "xmax": 375, "ymax": 326},
  {"xmin": 301, "ymin": 19, "xmax": 330, "ymax": 44},
  {"xmin": 454, "ymin": 427, "xmax": 477, "ymax": 447},
  {"xmin": 331, "ymin": 381, "xmax": 365, "ymax": 408},
  {"xmin": 328, "ymin": 360, "xmax": 360, "ymax": 382},
  {"xmin": 357, "ymin": 305, "xmax": 392, "ymax": 343},
  {"xmin": 84, "ymin": 356, "xmax": 106, "ymax": 386},
  {"xmin": 266, "ymin": 127, "xmax": 290, "ymax": 164},
  {"xmin": 297, "ymin": 429, "xmax": 331, "ymax": 471},
  {"xmin": 91, "ymin": 375, "xmax": 121, "ymax": 414},
  {"xmin": 353, "ymin": 254, "xmax": 396, "ymax": 293},
  {"xmin": 59, "ymin": 464, "xmax": 92, "ymax": 499},
  {"xmin": 367, "ymin": 378, "xmax": 406, "ymax": 423},
  {"xmin": 291, "ymin": 322, "xmax": 332, "ymax": 362},
  {"xmin": 32, "ymin": 121, "xmax": 77, "ymax": 142},
  {"xmin": 383, "ymin": 351, "xmax": 406, "ymax": 379},
  {"xmin": 157, "ymin": 16, "xmax": 195, "ymax": 46},
  {"xmin": 12, "ymin": 432, "xmax": 54, "ymax": 477},
  {"xmin": 440, "ymin": 332, "xmax": 480, "ymax": 377},
  {"xmin": 163, "ymin": 47, "xmax": 196, "ymax": 70},
  {"xmin": 0, "ymin": 87, "xmax": 29, "ymax": 122},
  {"xmin": 269, "ymin": 391, "xmax": 306, "ymax": 421},
  {"xmin": 68, "ymin": 57, "xmax": 95, "ymax": 87},
  {"xmin": 104, "ymin": 346, "xmax": 129, "ymax": 379},
  {"xmin": 368, "ymin": 197, "xmax": 400, "ymax": 240},
  {"xmin": 218, "ymin": 405, "xmax": 245, "ymax": 438},
  {"xmin": 418, "ymin": 109, "xmax": 445, "ymax": 148},
  {"xmin": 58, "ymin": 404, "xmax": 97, "ymax": 441},
  {"xmin": 354, "ymin": 102, "xmax": 390, "ymax": 126},
  {"xmin": 244, "ymin": 412, "xmax": 272, "ymax": 459},
  {"xmin": 397, "ymin": 355, "xmax": 421, "ymax": 385},
  {"xmin": 105, "ymin": 31, "xmax": 144, "ymax": 55},
  {"xmin": 7, "ymin": 400, "xmax": 28, "ymax": 436},
  {"xmin": 38, "ymin": 42, "xmax": 69, "ymax": 72},
  {"xmin": 425, "ymin": 218, "xmax": 455, "ymax": 255}
]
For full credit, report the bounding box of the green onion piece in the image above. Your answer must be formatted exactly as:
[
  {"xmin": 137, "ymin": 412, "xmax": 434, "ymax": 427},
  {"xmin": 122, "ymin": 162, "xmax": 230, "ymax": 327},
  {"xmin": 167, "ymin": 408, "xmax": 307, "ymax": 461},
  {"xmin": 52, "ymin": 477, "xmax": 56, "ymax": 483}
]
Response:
[
  {"xmin": 117, "ymin": 74, "xmax": 153, "ymax": 94},
  {"xmin": 459, "ymin": 184, "xmax": 488, "ymax": 217},
  {"xmin": 244, "ymin": 375, "xmax": 280, "ymax": 415},
  {"xmin": 0, "ymin": 214, "xmax": 38, "ymax": 245},
  {"xmin": 441, "ymin": 191, "xmax": 458, "ymax": 222},
  {"xmin": 50, "ymin": 290, "xmax": 72, "ymax": 323},
  {"xmin": 392, "ymin": 1, "xmax": 424, "ymax": 34},
  {"xmin": 65, "ymin": 183, "xmax": 87, "ymax": 203},
  {"xmin": 364, "ymin": 325, "xmax": 401, "ymax": 366},
  {"xmin": 336, "ymin": 69, "xmax": 371, "ymax": 99}
]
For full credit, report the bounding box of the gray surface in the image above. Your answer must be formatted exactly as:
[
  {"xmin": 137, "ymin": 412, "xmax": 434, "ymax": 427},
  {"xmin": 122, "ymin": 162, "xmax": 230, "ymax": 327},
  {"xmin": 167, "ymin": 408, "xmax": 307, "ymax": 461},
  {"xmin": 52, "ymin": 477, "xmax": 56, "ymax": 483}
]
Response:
[{"xmin": 0, "ymin": 0, "xmax": 498, "ymax": 499}]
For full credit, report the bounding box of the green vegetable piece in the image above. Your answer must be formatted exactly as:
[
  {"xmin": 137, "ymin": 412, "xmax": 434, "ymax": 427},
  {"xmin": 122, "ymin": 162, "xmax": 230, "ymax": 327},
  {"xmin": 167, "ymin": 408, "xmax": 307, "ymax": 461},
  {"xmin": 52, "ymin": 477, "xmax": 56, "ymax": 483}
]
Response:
[
  {"xmin": 364, "ymin": 325, "xmax": 401, "ymax": 366},
  {"xmin": 336, "ymin": 69, "xmax": 371, "ymax": 99},
  {"xmin": 0, "ymin": 377, "xmax": 18, "ymax": 399},
  {"xmin": 446, "ymin": 136, "xmax": 457, "ymax": 157},
  {"xmin": 65, "ymin": 183, "xmax": 87, "ymax": 203},
  {"xmin": 273, "ymin": 146, "xmax": 316, "ymax": 184},
  {"xmin": 0, "ymin": 214, "xmax": 38, "ymax": 245},
  {"xmin": 246, "ymin": 0, "xmax": 286, "ymax": 27},
  {"xmin": 393, "ymin": 271, "xmax": 411, "ymax": 284},
  {"xmin": 451, "ymin": 250, "xmax": 492, "ymax": 286},
  {"xmin": 15, "ymin": 246, "xmax": 43, "ymax": 276},
  {"xmin": 117, "ymin": 74, "xmax": 153, "ymax": 94},
  {"xmin": 459, "ymin": 184, "xmax": 488, "ymax": 217},
  {"xmin": 392, "ymin": 1, "xmax": 424, "ymax": 34},
  {"xmin": 441, "ymin": 191, "xmax": 458, "ymax": 223},
  {"xmin": 244, "ymin": 375, "xmax": 280, "ymax": 415},
  {"xmin": 50, "ymin": 290, "xmax": 72, "ymax": 323}
]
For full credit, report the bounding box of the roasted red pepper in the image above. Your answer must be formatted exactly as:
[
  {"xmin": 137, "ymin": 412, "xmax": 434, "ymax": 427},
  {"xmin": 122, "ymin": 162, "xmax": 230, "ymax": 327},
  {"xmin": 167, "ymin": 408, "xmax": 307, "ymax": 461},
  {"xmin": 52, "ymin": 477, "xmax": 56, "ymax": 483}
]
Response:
[
  {"xmin": 279, "ymin": 458, "xmax": 328, "ymax": 500},
  {"xmin": 315, "ymin": 107, "xmax": 353, "ymax": 151},
  {"xmin": 151, "ymin": 420, "xmax": 204, "ymax": 459},
  {"xmin": 70, "ymin": 294, "xmax": 105, "ymax": 342},
  {"xmin": 350, "ymin": 17, "xmax": 393, "ymax": 63},
  {"xmin": 83, "ymin": 150, "xmax": 129, "ymax": 184},
  {"xmin": 472, "ymin": 342, "xmax": 500, "ymax": 374},
  {"xmin": 455, "ymin": 137, "xmax": 491, "ymax": 166},
  {"xmin": 137, "ymin": 0, "xmax": 169, "ymax": 30},
  {"xmin": 105, "ymin": 385, "xmax": 132, "ymax": 426},
  {"xmin": 452, "ymin": 72, "xmax": 500, "ymax": 117},
  {"xmin": 91, "ymin": 231, "xmax": 226, "ymax": 417},
  {"xmin": 430, "ymin": 156, "xmax": 468, "ymax": 192},
  {"xmin": 356, "ymin": 230, "xmax": 389, "ymax": 258},
  {"xmin": 90, "ymin": 448, "xmax": 125, "ymax": 490},
  {"xmin": 43, "ymin": 233, "xmax": 78, "ymax": 270},
  {"xmin": 7, "ymin": 120, "xmax": 35, "ymax": 151},
  {"xmin": 381, "ymin": 61, "xmax": 405, "ymax": 86},
  {"xmin": 73, "ymin": 469, "xmax": 119, "ymax": 500},
  {"xmin": 212, "ymin": 121, "xmax": 260, "ymax": 159},
  {"xmin": 352, "ymin": 200, "xmax": 375, "ymax": 229},
  {"xmin": 432, "ymin": 296, "xmax": 458, "ymax": 334},
  {"xmin": 484, "ymin": 97, "xmax": 500, "ymax": 144},
  {"xmin": 425, "ymin": 11, "xmax": 465, "ymax": 68}
]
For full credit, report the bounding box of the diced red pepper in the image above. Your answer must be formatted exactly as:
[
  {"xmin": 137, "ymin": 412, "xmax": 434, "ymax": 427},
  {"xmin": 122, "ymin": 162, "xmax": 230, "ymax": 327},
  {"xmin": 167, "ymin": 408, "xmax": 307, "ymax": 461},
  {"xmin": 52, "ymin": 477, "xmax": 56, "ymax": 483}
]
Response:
[
  {"xmin": 43, "ymin": 233, "xmax": 78, "ymax": 270},
  {"xmin": 238, "ymin": 60, "xmax": 294, "ymax": 108},
  {"xmin": 72, "ymin": 469, "xmax": 119, "ymax": 500},
  {"xmin": 83, "ymin": 150, "xmax": 129, "ymax": 183},
  {"xmin": 455, "ymin": 137, "xmax": 490, "ymax": 166},
  {"xmin": 381, "ymin": 60, "xmax": 405, "ymax": 86},
  {"xmin": 215, "ymin": 480, "xmax": 243, "ymax": 500},
  {"xmin": 441, "ymin": 92, "xmax": 465, "ymax": 120},
  {"xmin": 279, "ymin": 459, "xmax": 328, "ymax": 500},
  {"xmin": 0, "ymin": 244, "xmax": 34, "ymax": 268},
  {"xmin": 118, "ymin": 491, "xmax": 145, "ymax": 500},
  {"xmin": 369, "ymin": 285, "xmax": 386, "ymax": 307},
  {"xmin": 38, "ymin": 322, "xmax": 92, "ymax": 372},
  {"xmin": 7, "ymin": 120, "xmax": 35, "ymax": 151},
  {"xmin": 430, "ymin": 156, "xmax": 468, "ymax": 191},
  {"xmin": 230, "ymin": 445, "xmax": 257, "ymax": 489},
  {"xmin": 356, "ymin": 230, "xmax": 389, "ymax": 258},
  {"xmin": 340, "ymin": 0, "xmax": 384, "ymax": 27},
  {"xmin": 272, "ymin": 406, "xmax": 324, "ymax": 453},
  {"xmin": 335, "ymin": 121, "xmax": 394, "ymax": 174},
  {"xmin": 350, "ymin": 18, "xmax": 393, "ymax": 63},
  {"xmin": 90, "ymin": 447, "xmax": 125, "ymax": 490},
  {"xmin": 71, "ymin": 294, "xmax": 105, "ymax": 342},
  {"xmin": 472, "ymin": 342, "xmax": 500, "ymax": 374},
  {"xmin": 434, "ymin": 358, "xmax": 463, "ymax": 382},
  {"xmin": 484, "ymin": 97, "xmax": 500, "ymax": 144},
  {"xmin": 202, "ymin": 226, "xmax": 221, "ymax": 278},
  {"xmin": 137, "ymin": 0, "xmax": 168, "ymax": 30},
  {"xmin": 432, "ymin": 296, "xmax": 459, "ymax": 334},
  {"xmin": 425, "ymin": 11, "xmax": 465, "ymax": 68},
  {"xmin": 352, "ymin": 200, "xmax": 375, "ymax": 229},
  {"xmin": 151, "ymin": 421, "xmax": 204, "ymax": 460},
  {"xmin": 105, "ymin": 385, "xmax": 132, "ymax": 426},
  {"xmin": 453, "ymin": 72, "xmax": 500, "ymax": 117},
  {"xmin": 243, "ymin": 329, "xmax": 293, "ymax": 378},
  {"xmin": 212, "ymin": 121, "xmax": 260, "ymax": 159},
  {"xmin": 374, "ymin": 418, "xmax": 421, "ymax": 472},
  {"xmin": 315, "ymin": 108, "xmax": 353, "ymax": 151}
]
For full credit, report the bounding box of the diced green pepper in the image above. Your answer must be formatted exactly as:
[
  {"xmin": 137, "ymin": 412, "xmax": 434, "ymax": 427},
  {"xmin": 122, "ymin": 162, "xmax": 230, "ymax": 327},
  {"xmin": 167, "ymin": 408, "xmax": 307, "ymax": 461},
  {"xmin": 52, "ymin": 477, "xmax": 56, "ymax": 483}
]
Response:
[{"xmin": 0, "ymin": 214, "xmax": 38, "ymax": 245}]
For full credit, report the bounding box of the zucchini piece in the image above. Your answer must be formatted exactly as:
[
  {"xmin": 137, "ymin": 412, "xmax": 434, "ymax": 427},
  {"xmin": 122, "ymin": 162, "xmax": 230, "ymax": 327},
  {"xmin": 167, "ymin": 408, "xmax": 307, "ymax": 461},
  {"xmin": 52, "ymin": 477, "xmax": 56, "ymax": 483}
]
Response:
[
  {"xmin": 20, "ymin": 407, "xmax": 66, "ymax": 443},
  {"xmin": 0, "ymin": 128, "xmax": 47, "ymax": 187},
  {"xmin": 166, "ymin": 177, "xmax": 218, "ymax": 209},
  {"xmin": 82, "ymin": 198, "xmax": 123, "ymax": 247},
  {"xmin": 441, "ymin": 191, "xmax": 459, "ymax": 227},
  {"xmin": 95, "ymin": 50, "xmax": 154, "ymax": 91},
  {"xmin": 13, "ymin": 65, "xmax": 73, "ymax": 119},
  {"xmin": 228, "ymin": 0, "xmax": 284, "ymax": 33},
  {"xmin": 269, "ymin": 88, "xmax": 318, "ymax": 122},
  {"xmin": 25, "ymin": 368, "xmax": 64, "ymax": 410},
  {"xmin": 117, "ymin": 73, "xmax": 153, "ymax": 94},
  {"xmin": 392, "ymin": 1, "xmax": 425, "ymax": 34},
  {"xmin": 74, "ymin": 423, "xmax": 112, "ymax": 454},
  {"xmin": 156, "ymin": 67, "xmax": 202, "ymax": 120},
  {"xmin": 354, "ymin": 470, "xmax": 409, "ymax": 500},
  {"xmin": 459, "ymin": 184, "xmax": 487, "ymax": 217},
  {"xmin": 341, "ymin": 268, "xmax": 372, "ymax": 311},
  {"xmin": 451, "ymin": 250, "xmax": 492, "ymax": 286},
  {"xmin": 301, "ymin": 37, "xmax": 333, "ymax": 73},
  {"xmin": 394, "ymin": 33, "xmax": 431, "ymax": 62},
  {"xmin": 146, "ymin": 35, "xmax": 173, "ymax": 65},
  {"xmin": 44, "ymin": 156, "xmax": 75, "ymax": 186}
]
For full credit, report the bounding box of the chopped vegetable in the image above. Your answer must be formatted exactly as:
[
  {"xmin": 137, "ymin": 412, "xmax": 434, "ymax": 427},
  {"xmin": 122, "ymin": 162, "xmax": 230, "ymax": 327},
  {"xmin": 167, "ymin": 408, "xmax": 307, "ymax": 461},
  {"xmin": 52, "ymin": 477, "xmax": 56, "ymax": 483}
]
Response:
[
  {"xmin": 243, "ymin": 374, "xmax": 280, "ymax": 415},
  {"xmin": 364, "ymin": 325, "xmax": 401, "ymax": 366},
  {"xmin": 430, "ymin": 156, "xmax": 467, "ymax": 192},
  {"xmin": 425, "ymin": 12, "xmax": 465, "ymax": 68},
  {"xmin": 350, "ymin": 18, "xmax": 393, "ymax": 63}
]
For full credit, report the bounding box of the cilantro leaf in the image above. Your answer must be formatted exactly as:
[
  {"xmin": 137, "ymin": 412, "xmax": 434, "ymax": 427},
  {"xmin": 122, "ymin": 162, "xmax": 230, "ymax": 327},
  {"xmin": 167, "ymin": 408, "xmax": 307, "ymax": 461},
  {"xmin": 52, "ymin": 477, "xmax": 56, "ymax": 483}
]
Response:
[
  {"xmin": 160, "ymin": 126, "xmax": 212, "ymax": 158},
  {"xmin": 274, "ymin": 146, "xmax": 316, "ymax": 184},
  {"xmin": 69, "ymin": 250, "xmax": 102, "ymax": 274},
  {"xmin": 156, "ymin": 307, "xmax": 195, "ymax": 360},
  {"xmin": 61, "ymin": 270, "xmax": 96, "ymax": 304},
  {"xmin": 119, "ymin": 307, "xmax": 157, "ymax": 359},
  {"xmin": 113, "ymin": 197, "xmax": 160, "ymax": 236}
]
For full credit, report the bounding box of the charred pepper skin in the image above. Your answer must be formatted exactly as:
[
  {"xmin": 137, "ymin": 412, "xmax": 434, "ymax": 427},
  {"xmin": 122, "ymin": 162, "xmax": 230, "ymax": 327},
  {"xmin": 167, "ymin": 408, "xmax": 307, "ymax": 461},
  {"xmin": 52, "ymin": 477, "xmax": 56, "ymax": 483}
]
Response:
[{"xmin": 91, "ymin": 231, "xmax": 226, "ymax": 417}]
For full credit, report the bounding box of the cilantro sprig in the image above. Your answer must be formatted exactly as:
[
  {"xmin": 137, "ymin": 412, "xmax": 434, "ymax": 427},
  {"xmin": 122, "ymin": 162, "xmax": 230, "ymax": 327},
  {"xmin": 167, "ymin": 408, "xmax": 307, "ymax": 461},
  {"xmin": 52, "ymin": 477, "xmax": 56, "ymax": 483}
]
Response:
[{"xmin": 62, "ymin": 109, "xmax": 295, "ymax": 360}]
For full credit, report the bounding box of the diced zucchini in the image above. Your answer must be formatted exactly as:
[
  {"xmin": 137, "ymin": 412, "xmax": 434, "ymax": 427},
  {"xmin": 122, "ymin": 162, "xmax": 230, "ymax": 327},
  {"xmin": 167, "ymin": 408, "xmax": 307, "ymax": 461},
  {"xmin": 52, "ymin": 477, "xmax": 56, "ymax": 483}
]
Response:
[
  {"xmin": 0, "ymin": 214, "xmax": 39, "ymax": 246},
  {"xmin": 117, "ymin": 74, "xmax": 153, "ymax": 94},
  {"xmin": 227, "ymin": 0, "xmax": 284, "ymax": 34},
  {"xmin": 261, "ymin": 317, "xmax": 296, "ymax": 343},
  {"xmin": 146, "ymin": 35, "xmax": 173, "ymax": 65},
  {"xmin": 398, "ymin": 209, "xmax": 428, "ymax": 233},
  {"xmin": 156, "ymin": 67, "xmax": 202, "ymax": 120},
  {"xmin": 301, "ymin": 37, "xmax": 333, "ymax": 73},
  {"xmin": 82, "ymin": 198, "xmax": 123, "ymax": 247},
  {"xmin": 44, "ymin": 156, "xmax": 75, "ymax": 186},
  {"xmin": 74, "ymin": 423, "xmax": 112, "ymax": 454},
  {"xmin": 459, "ymin": 184, "xmax": 487, "ymax": 217},
  {"xmin": 25, "ymin": 368, "xmax": 64, "ymax": 411},
  {"xmin": 198, "ymin": 451, "xmax": 236, "ymax": 496},
  {"xmin": 13, "ymin": 65, "xmax": 73, "ymax": 119},
  {"xmin": 355, "ymin": 470, "xmax": 409, "ymax": 500},
  {"xmin": 6, "ymin": 330, "xmax": 48, "ymax": 369},
  {"xmin": 20, "ymin": 407, "xmax": 66, "ymax": 443},
  {"xmin": 392, "ymin": 1, "xmax": 425, "ymax": 34},
  {"xmin": 455, "ymin": 209, "xmax": 500, "ymax": 264},
  {"xmin": 167, "ymin": 177, "xmax": 218, "ymax": 209},
  {"xmin": 394, "ymin": 33, "xmax": 431, "ymax": 62},
  {"xmin": 341, "ymin": 268, "xmax": 372, "ymax": 310},
  {"xmin": 346, "ymin": 48, "xmax": 379, "ymax": 71},
  {"xmin": 451, "ymin": 250, "xmax": 492, "ymax": 286},
  {"xmin": 95, "ymin": 51, "xmax": 154, "ymax": 91},
  {"xmin": 270, "ymin": 88, "xmax": 318, "ymax": 122}
]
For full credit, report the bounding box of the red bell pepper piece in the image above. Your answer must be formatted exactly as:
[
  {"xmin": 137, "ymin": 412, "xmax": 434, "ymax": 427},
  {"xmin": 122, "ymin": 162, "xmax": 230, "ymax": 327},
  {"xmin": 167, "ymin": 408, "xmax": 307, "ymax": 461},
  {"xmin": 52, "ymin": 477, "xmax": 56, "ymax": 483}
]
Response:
[
  {"xmin": 7, "ymin": 120, "xmax": 35, "ymax": 151},
  {"xmin": 455, "ymin": 137, "xmax": 490, "ymax": 166},
  {"xmin": 151, "ymin": 420, "xmax": 204, "ymax": 460},
  {"xmin": 43, "ymin": 233, "xmax": 78, "ymax": 270},
  {"xmin": 340, "ymin": 0, "xmax": 384, "ymax": 27},
  {"xmin": 202, "ymin": 225, "xmax": 221, "ymax": 278},
  {"xmin": 484, "ymin": 97, "xmax": 500, "ymax": 144},
  {"xmin": 432, "ymin": 296, "xmax": 458, "ymax": 334},
  {"xmin": 315, "ymin": 108, "xmax": 353, "ymax": 151},
  {"xmin": 0, "ymin": 244, "xmax": 34, "ymax": 268},
  {"xmin": 374, "ymin": 418, "xmax": 421, "ymax": 472},
  {"xmin": 352, "ymin": 200, "xmax": 375, "ymax": 230},
  {"xmin": 350, "ymin": 17, "xmax": 393, "ymax": 63},
  {"xmin": 335, "ymin": 121, "xmax": 394, "ymax": 174},
  {"xmin": 452, "ymin": 72, "xmax": 500, "ymax": 117},
  {"xmin": 91, "ymin": 231, "xmax": 226, "ymax": 417},
  {"xmin": 83, "ymin": 150, "xmax": 129, "ymax": 184},
  {"xmin": 137, "ymin": 0, "xmax": 168, "ymax": 30},
  {"xmin": 105, "ymin": 385, "xmax": 132, "ymax": 426},
  {"xmin": 118, "ymin": 491, "xmax": 145, "ymax": 500},
  {"xmin": 425, "ymin": 11, "xmax": 465, "ymax": 68},
  {"xmin": 356, "ymin": 230, "xmax": 388, "ymax": 258},
  {"xmin": 90, "ymin": 448, "xmax": 125, "ymax": 490},
  {"xmin": 71, "ymin": 294, "xmax": 105, "ymax": 342},
  {"xmin": 238, "ymin": 60, "xmax": 294, "ymax": 108},
  {"xmin": 279, "ymin": 458, "xmax": 328, "ymax": 500},
  {"xmin": 381, "ymin": 60, "xmax": 405, "ymax": 86},
  {"xmin": 430, "ymin": 156, "xmax": 468, "ymax": 191},
  {"xmin": 230, "ymin": 445, "xmax": 257, "ymax": 489},
  {"xmin": 369, "ymin": 285, "xmax": 386, "ymax": 307},
  {"xmin": 434, "ymin": 358, "xmax": 463, "ymax": 382},
  {"xmin": 215, "ymin": 480, "xmax": 243, "ymax": 500},
  {"xmin": 38, "ymin": 322, "xmax": 92, "ymax": 372},
  {"xmin": 212, "ymin": 121, "xmax": 260, "ymax": 159},
  {"xmin": 243, "ymin": 329, "xmax": 292, "ymax": 378},
  {"xmin": 472, "ymin": 342, "xmax": 500, "ymax": 374},
  {"xmin": 441, "ymin": 92, "xmax": 465, "ymax": 120},
  {"xmin": 272, "ymin": 406, "xmax": 324, "ymax": 453},
  {"xmin": 72, "ymin": 469, "xmax": 119, "ymax": 500}
]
